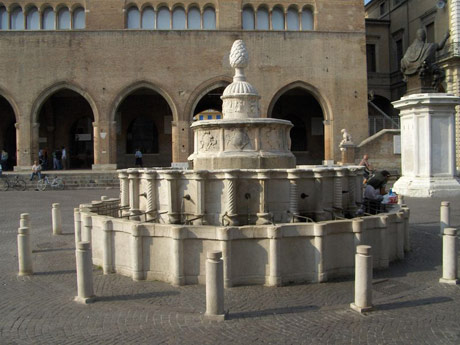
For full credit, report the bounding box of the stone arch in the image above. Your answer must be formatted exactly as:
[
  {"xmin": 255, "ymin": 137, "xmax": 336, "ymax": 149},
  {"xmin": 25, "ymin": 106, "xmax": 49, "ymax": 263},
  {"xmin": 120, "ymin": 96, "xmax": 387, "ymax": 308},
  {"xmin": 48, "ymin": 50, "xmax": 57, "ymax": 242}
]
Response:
[
  {"xmin": 268, "ymin": 81, "xmax": 332, "ymax": 164},
  {"xmin": 110, "ymin": 80, "xmax": 178, "ymax": 123},
  {"xmin": 0, "ymin": 88, "xmax": 20, "ymax": 170},
  {"xmin": 0, "ymin": 86, "xmax": 20, "ymax": 123},
  {"xmin": 268, "ymin": 81, "xmax": 332, "ymax": 123},
  {"xmin": 185, "ymin": 76, "xmax": 231, "ymax": 121},
  {"xmin": 32, "ymin": 81, "xmax": 99, "ymax": 124}
]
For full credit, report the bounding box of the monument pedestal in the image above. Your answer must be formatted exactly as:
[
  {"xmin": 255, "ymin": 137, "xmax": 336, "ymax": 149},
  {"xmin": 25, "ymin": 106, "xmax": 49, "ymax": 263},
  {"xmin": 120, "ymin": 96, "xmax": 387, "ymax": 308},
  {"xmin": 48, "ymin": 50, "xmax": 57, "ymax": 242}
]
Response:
[{"xmin": 392, "ymin": 93, "xmax": 460, "ymax": 197}]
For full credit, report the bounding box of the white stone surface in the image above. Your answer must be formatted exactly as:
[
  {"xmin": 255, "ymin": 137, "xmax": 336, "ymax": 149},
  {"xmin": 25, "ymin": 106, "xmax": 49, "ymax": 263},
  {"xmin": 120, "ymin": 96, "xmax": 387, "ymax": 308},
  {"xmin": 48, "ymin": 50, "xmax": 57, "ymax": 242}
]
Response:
[{"xmin": 392, "ymin": 93, "xmax": 460, "ymax": 197}]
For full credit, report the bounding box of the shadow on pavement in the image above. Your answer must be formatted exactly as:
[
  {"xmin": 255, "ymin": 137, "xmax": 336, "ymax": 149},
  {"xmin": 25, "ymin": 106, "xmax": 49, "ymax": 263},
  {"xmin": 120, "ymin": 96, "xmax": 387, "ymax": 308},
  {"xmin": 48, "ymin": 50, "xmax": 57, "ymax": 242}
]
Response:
[
  {"xmin": 376, "ymin": 296, "xmax": 452, "ymax": 311},
  {"xmin": 34, "ymin": 269, "xmax": 76, "ymax": 275},
  {"xmin": 228, "ymin": 304, "xmax": 319, "ymax": 320},
  {"xmin": 96, "ymin": 291, "xmax": 180, "ymax": 302}
]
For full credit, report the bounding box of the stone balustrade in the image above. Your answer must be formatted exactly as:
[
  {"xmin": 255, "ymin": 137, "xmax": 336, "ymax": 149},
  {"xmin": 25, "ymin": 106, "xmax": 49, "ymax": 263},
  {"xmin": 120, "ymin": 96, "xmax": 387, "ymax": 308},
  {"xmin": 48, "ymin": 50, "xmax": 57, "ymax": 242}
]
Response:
[{"xmin": 115, "ymin": 166, "xmax": 363, "ymax": 226}]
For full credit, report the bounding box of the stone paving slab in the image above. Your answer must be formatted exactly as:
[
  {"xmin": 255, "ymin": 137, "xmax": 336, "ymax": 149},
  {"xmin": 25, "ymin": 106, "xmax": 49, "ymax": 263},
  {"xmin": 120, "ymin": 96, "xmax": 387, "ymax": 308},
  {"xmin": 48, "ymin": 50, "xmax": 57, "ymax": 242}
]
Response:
[{"xmin": 0, "ymin": 190, "xmax": 459, "ymax": 344}]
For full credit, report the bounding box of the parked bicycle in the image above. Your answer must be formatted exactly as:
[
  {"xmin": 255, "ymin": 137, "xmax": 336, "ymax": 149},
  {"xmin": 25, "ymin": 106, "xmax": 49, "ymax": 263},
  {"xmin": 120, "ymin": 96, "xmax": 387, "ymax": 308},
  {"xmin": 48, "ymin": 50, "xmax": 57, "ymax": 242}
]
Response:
[
  {"xmin": 0, "ymin": 175, "xmax": 27, "ymax": 191},
  {"xmin": 37, "ymin": 175, "xmax": 65, "ymax": 191}
]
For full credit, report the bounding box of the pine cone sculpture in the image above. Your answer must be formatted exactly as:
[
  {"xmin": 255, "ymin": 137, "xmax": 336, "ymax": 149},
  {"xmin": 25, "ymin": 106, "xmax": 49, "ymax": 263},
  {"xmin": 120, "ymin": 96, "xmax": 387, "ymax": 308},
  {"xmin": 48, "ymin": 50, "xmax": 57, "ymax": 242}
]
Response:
[{"xmin": 229, "ymin": 40, "xmax": 249, "ymax": 69}]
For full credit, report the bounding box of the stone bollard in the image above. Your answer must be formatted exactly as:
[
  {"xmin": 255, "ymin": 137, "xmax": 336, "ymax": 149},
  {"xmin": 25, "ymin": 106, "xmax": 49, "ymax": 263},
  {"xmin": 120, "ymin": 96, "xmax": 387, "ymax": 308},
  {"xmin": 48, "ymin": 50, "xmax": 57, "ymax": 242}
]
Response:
[
  {"xmin": 20, "ymin": 213, "xmax": 30, "ymax": 228},
  {"xmin": 350, "ymin": 245, "xmax": 373, "ymax": 313},
  {"xmin": 398, "ymin": 194, "xmax": 405, "ymax": 205},
  {"xmin": 440, "ymin": 201, "xmax": 450, "ymax": 235},
  {"xmin": 439, "ymin": 228, "xmax": 459, "ymax": 285},
  {"xmin": 17, "ymin": 227, "xmax": 33, "ymax": 276},
  {"xmin": 52, "ymin": 203, "xmax": 62, "ymax": 235},
  {"xmin": 205, "ymin": 251, "xmax": 226, "ymax": 321},
  {"xmin": 74, "ymin": 241, "xmax": 96, "ymax": 304}
]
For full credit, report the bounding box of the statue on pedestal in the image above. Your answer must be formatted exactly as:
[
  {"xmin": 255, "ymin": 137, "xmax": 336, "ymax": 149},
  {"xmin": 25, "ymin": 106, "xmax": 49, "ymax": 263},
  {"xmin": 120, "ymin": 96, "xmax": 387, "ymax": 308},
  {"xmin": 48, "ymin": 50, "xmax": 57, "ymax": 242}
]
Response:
[{"xmin": 401, "ymin": 28, "xmax": 450, "ymax": 94}]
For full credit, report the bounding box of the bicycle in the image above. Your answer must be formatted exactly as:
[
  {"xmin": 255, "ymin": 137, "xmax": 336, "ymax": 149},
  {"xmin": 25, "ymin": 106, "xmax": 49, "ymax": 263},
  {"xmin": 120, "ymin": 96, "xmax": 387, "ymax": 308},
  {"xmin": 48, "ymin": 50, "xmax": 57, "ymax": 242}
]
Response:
[
  {"xmin": 37, "ymin": 175, "xmax": 65, "ymax": 191},
  {"xmin": 0, "ymin": 175, "xmax": 27, "ymax": 191}
]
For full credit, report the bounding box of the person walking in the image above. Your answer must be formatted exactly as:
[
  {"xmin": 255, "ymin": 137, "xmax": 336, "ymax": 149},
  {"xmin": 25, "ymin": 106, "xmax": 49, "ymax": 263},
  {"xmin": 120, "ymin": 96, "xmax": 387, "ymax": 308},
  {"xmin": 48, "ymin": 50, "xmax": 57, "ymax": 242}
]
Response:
[{"xmin": 135, "ymin": 148, "xmax": 143, "ymax": 168}]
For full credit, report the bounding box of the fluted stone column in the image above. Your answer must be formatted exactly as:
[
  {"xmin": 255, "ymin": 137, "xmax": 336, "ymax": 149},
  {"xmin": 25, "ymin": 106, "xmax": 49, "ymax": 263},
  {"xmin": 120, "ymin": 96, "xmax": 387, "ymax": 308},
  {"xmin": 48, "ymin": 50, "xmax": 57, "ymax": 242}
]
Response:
[
  {"xmin": 143, "ymin": 172, "xmax": 157, "ymax": 221},
  {"xmin": 119, "ymin": 171, "xmax": 129, "ymax": 215},
  {"xmin": 224, "ymin": 170, "xmax": 239, "ymax": 226},
  {"xmin": 268, "ymin": 226, "xmax": 281, "ymax": 286},
  {"xmin": 164, "ymin": 171, "xmax": 181, "ymax": 224},
  {"xmin": 128, "ymin": 170, "xmax": 141, "ymax": 220},
  {"xmin": 194, "ymin": 171, "xmax": 207, "ymax": 225},
  {"xmin": 287, "ymin": 170, "xmax": 300, "ymax": 221},
  {"xmin": 333, "ymin": 168, "xmax": 345, "ymax": 211},
  {"xmin": 256, "ymin": 171, "xmax": 271, "ymax": 225},
  {"xmin": 131, "ymin": 224, "xmax": 144, "ymax": 281}
]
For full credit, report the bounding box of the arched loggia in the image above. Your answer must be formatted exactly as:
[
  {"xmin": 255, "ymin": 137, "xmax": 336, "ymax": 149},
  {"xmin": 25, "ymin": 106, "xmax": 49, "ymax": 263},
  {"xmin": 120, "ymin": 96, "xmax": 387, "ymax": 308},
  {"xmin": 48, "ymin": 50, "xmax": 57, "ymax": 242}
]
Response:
[{"xmin": 0, "ymin": 96, "xmax": 17, "ymax": 170}]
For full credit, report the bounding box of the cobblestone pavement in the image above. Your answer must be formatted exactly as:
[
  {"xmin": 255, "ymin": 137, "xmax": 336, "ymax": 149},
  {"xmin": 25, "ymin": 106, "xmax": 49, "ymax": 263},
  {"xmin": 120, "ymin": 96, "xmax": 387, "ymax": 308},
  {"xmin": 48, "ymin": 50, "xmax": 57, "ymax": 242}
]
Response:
[{"xmin": 0, "ymin": 190, "xmax": 459, "ymax": 344}]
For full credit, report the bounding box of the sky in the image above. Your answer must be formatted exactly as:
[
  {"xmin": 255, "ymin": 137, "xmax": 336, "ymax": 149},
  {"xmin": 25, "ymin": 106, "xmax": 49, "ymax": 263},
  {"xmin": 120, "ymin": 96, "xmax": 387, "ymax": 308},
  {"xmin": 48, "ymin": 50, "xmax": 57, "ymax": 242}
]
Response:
[{"xmin": 365, "ymin": 0, "xmax": 371, "ymax": 4}]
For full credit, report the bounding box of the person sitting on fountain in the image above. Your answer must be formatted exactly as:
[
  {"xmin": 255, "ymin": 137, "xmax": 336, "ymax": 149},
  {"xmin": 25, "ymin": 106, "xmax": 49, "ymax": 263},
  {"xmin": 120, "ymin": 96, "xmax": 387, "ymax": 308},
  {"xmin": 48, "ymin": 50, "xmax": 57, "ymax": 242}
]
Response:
[{"xmin": 363, "ymin": 170, "xmax": 391, "ymax": 214}]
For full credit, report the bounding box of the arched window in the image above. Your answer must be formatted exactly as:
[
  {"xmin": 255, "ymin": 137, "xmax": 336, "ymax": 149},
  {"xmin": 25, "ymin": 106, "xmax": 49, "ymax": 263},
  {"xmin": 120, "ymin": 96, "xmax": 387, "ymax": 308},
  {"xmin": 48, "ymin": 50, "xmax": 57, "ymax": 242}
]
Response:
[
  {"xmin": 141, "ymin": 7, "xmax": 155, "ymax": 29},
  {"xmin": 203, "ymin": 7, "xmax": 216, "ymax": 29},
  {"xmin": 42, "ymin": 7, "xmax": 55, "ymax": 30},
  {"xmin": 26, "ymin": 7, "xmax": 39, "ymax": 30},
  {"xmin": 286, "ymin": 7, "xmax": 299, "ymax": 31},
  {"xmin": 242, "ymin": 6, "xmax": 254, "ymax": 30},
  {"xmin": 272, "ymin": 6, "xmax": 284, "ymax": 30},
  {"xmin": 11, "ymin": 7, "xmax": 24, "ymax": 30},
  {"xmin": 57, "ymin": 7, "xmax": 71, "ymax": 29},
  {"xmin": 256, "ymin": 6, "xmax": 269, "ymax": 30},
  {"xmin": 0, "ymin": 7, "xmax": 7, "ymax": 30},
  {"xmin": 73, "ymin": 7, "xmax": 85, "ymax": 29},
  {"xmin": 157, "ymin": 6, "xmax": 170, "ymax": 29},
  {"xmin": 127, "ymin": 6, "xmax": 140, "ymax": 29},
  {"xmin": 187, "ymin": 6, "xmax": 200, "ymax": 29},
  {"xmin": 301, "ymin": 7, "xmax": 313, "ymax": 30},
  {"xmin": 172, "ymin": 7, "xmax": 186, "ymax": 29}
]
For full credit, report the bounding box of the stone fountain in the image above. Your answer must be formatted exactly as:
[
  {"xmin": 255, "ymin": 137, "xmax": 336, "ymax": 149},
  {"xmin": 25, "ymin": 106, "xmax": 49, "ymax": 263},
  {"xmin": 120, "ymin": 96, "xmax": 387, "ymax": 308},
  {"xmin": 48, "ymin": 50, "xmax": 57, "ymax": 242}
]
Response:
[{"xmin": 79, "ymin": 40, "xmax": 410, "ymax": 287}]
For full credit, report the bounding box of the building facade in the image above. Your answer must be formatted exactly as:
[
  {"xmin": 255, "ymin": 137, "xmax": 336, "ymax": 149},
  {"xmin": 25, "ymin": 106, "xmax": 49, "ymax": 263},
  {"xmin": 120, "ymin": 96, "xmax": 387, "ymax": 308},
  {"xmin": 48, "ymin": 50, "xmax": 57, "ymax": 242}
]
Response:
[
  {"xmin": 365, "ymin": 0, "xmax": 460, "ymax": 164},
  {"xmin": 0, "ymin": 0, "xmax": 368, "ymax": 170}
]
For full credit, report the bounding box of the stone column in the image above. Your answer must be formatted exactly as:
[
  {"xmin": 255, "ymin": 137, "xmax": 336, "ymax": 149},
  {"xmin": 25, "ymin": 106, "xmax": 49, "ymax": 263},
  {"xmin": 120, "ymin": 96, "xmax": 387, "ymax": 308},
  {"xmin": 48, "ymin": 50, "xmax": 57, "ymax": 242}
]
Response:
[
  {"xmin": 17, "ymin": 227, "xmax": 33, "ymax": 276},
  {"xmin": 205, "ymin": 251, "xmax": 226, "ymax": 321},
  {"xmin": 350, "ymin": 245, "xmax": 373, "ymax": 313},
  {"xmin": 74, "ymin": 242, "xmax": 96, "ymax": 304},
  {"xmin": 440, "ymin": 201, "xmax": 451, "ymax": 235},
  {"xmin": 256, "ymin": 171, "xmax": 271, "ymax": 225},
  {"xmin": 333, "ymin": 168, "xmax": 344, "ymax": 211},
  {"xmin": 193, "ymin": 170, "xmax": 207, "ymax": 225},
  {"xmin": 164, "ymin": 171, "xmax": 181, "ymax": 224},
  {"xmin": 74, "ymin": 208, "xmax": 81, "ymax": 248},
  {"xmin": 81, "ymin": 215, "xmax": 92, "ymax": 243},
  {"xmin": 102, "ymin": 220, "xmax": 113, "ymax": 274},
  {"xmin": 118, "ymin": 171, "xmax": 129, "ymax": 215},
  {"xmin": 347, "ymin": 168, "xmax": 358, "ymax": 214},
  {"xmin": 143, "ymin": 171, "xmax": 157, "ymax": 221},
  {"xmin": 171, "ymin": 227, "xmax": 184, "ymax": 286},
  {"xmin": 268, "ymin": 227, "xmax": 281, "ymax": 286},
  {"xmin": 439, "ymin": 228, "xmax": 459, "ymax": 285},
  {"xmin": 128, "ymin": 169, "xmax": 141, "ymax": 220},
  {"xmin": 224, "ymin": 170, "xmax": 239, "ymax": 226},
  {"xmin": 52, "ymin": 203, "xmax": 62, "ymax": 235},
  {"xmin": 313, "ymin": 168, "xmax": 327, "ymax": 221},
  {"xmin": 287, "ymin": 170, "xmax": 300, "ymax": 220},
  {"xmin": 92, "ymin": 120, "xmax": 117, "ymax": 170},
  {"xmin": 131, "ymin": 224, "xmax": 144, "ymax": 281}
]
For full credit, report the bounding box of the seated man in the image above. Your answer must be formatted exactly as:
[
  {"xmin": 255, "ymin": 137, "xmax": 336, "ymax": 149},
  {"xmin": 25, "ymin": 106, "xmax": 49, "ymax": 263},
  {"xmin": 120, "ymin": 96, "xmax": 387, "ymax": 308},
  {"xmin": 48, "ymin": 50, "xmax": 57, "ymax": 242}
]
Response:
[
  {"xmin": 363, "ymin": 170, "xmax": 391, "ymax": 214},
  {"xmin": 30, "ymin": 161, "xmax": 42, "ymax": 181}
]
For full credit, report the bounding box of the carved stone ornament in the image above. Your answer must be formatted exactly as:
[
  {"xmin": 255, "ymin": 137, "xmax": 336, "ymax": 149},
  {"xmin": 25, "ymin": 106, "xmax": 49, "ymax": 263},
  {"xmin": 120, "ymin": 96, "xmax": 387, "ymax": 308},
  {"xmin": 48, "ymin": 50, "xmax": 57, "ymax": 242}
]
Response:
[
  {"xmin": 226, "ymin": 128, "xmax": 251, "ymax": 151},
  {"xmin": 199, "ymin": 131, "xmax": 218, "ymax": 151}
]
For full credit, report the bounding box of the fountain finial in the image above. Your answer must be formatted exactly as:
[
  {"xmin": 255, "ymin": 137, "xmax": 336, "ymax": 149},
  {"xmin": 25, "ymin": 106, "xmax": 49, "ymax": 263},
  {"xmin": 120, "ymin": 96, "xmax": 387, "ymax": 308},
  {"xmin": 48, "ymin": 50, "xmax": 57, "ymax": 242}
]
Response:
[{"xmin": 229, "ymin": 40, "xmax": 249, "ymax": 82}]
